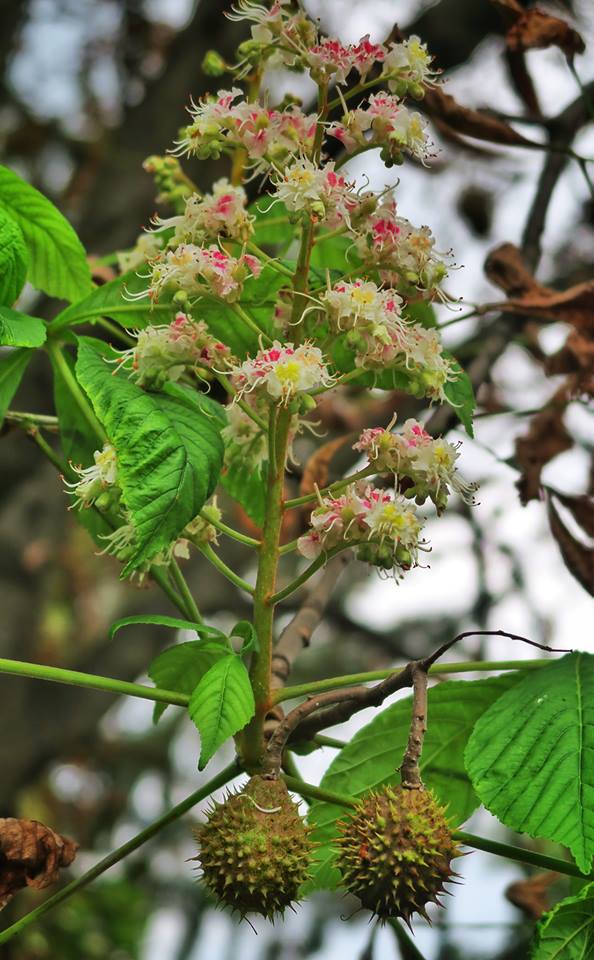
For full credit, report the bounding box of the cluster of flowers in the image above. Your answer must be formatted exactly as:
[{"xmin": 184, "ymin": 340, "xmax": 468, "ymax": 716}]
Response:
[
  {"xmin": 271, "ymin": 159, "xmax": 365, "ymax": 227},
  {"xmin": 174, "ymin": 88, "xmax": 317, "ymax": 174},
  {"xmin": 328, "ymin": 92, "xmax": 431, "ymax": 164},
  {"xmin": 152, "ymin": 179, "xmax": 253, "ymax": 246},
  {"xmin": 351, "ymin": 199, "xmax": 451, "ymax": 298},
  {"xmin": 319, "ymin": 280, "xmax": 455, "ymax": 401},
  {"xmin": 354, "ymin": 418, "xmax": 479, "ymax": 514},
  {"xmin": 66, "ymin": 443, "xmax": 119, "ymax": 512},
  {"xmin": 230, "ymin": 1, "xmax": 437, "ymax": 99},
  {"xmin": 297, "ymin": 482, "xmax": 426, "ymax": 578},
  {"xmin": 230, "ymin": 340, "xmax": 333, "ymax": 405},
  {"xmin": 144, "ymin": 244, "xmax": 261, "ymax": 302},
  {"xmin": 114, "ymin": 312, "xmax": 233, "ymax": 389}
]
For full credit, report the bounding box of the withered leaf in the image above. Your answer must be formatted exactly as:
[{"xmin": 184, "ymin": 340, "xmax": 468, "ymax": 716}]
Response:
[
  {"xmin": 546, "ymin": 330, "xmax": 594, "ymax": 378},
  {"xmin": 0, "ymin": 818, "xmax": 78, "ymax": 909},
  {"xmin": 506, "ymin": 871, "xmax": 559, "ymax": 919},
  {"xmin": 491, "ymin": 1, "xmax": 585, "ymax": 57},
  {"xmin": 547, "ymin": 497, "xmax": 594, "ymax": 595},
  {"xmin": 547, "ymin": 489, "xmax": 594, "ymax": 538},
  {"xmin": 422, "ymin": 88, "xmax": 538, "ymax": 148},
  {"xmin": 485, "ymin": 243, "xmax": 594, "ymax": 333},
  {"xmin": 515, "ymin": 390, "xmax": 572, "ymax": 504},
  {"xmin": 299, "ymin": 435, "xmax": 351, "ymax": 499}
]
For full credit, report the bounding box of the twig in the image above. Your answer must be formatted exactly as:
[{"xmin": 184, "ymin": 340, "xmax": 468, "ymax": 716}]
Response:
[{"xmin": 399, "ymin": 664, "xmax": 428, "ymax": 790}]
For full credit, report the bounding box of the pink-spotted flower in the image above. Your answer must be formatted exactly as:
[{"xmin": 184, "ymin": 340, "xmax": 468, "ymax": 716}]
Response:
[
  {"xmin": 152, "ymin": 180, "xmax": 253, "ymax": 245},
  {"xmin": 328, "ymin": 92, "xmax": 432, "ymax": 164},
  {"xmin": 297, "ymin": 482, "xmax": 426, "ymax": 578},
  {"xmin": 113, "ymin": 313, "xmax": 233, "ymax": 389},
  {"xmin": 381, "ymin": 37, "xmax": 439, "ymax": 98},
  {"xmin": 354, "ymin": 418, "xmax": 479, "ymax": 513},
  {"xmin": 230, "ymin": 340, "xmax": 334, "ymax": 405},
  {"xmin": 144, "ymin": 244, "xmax": 261, "ymax": 302}
]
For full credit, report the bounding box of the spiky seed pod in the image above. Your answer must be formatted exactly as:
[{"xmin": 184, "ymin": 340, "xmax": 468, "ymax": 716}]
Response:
[
  {"xmin": 193, "ymin": 775, "xmax": 313, "ymax": 920},
  {"xmin": 336, "ymin": 785, "xmax": 461, "ymax": 924}
]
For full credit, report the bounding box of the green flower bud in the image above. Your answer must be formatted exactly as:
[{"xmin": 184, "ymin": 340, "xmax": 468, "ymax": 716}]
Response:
[{"xmin": 202, "ymin": 50, "xmax": 227, "ymax": 77}]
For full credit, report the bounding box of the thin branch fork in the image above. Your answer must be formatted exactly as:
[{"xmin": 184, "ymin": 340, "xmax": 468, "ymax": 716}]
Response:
[{"xmin": 262, "ymin": 629, "xmax": 568, "ymax": 772}]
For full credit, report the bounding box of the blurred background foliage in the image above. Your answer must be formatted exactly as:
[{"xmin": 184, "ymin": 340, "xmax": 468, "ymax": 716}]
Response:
[{"xmin": 0, "ymin": 1, "xmax": 592, "ymax": 958}]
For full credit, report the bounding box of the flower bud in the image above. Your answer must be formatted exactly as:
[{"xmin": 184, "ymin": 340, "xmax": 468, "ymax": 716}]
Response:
[{"xmin": 202, "ymin": 50, "xmax": 228, "ymax": 76}]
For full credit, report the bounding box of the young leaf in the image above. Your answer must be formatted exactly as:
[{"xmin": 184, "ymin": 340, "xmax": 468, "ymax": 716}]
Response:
[
  {"xmin": 465, "ymin": 652, "xmax": 594, "ymax": 874},
  {"xmin": 75, "ymin": 337, "xmax": 225, "ymax": 575},
  {"xmin": 188, "ymin": 655, "xmax": 255, "ymax": 769},
  {"xmin": 0, "ymin": 348, "xmax": 33, "ymax": 426},
  {"xmin": 306, "ymin": 673, "xmax": 524, "ymax": 893},
  {"xmin": 0, "ymin": 307, "xmax": 46, "ymax": 348},
  {"xmin": 51, "ymin": 270, "xmax": 171, "ymax": 334},
  {"xmin": 531, "ymin": 882, "xmax": 594, "ymax": 959},
  {"xmin": 109, "ymin": 614, "xmax": 226, "ymax": 641},
  {"xmin": 230, "ymin": 620, "xmax": 258, "ymax": 655},
  {"xmin": 0, "ymin": 209, "xmax": 28, "ymax": 307},
  {"xmin": 148, "ymin": 639, "xmax": 230, "ymax": 723},
  {"xmin": 443, "ymin": 355, "xmax": 476, "ymax": 437},
  {"xmin": 0, "ymin": 164, "xmax": 91, "ymax": 302}
]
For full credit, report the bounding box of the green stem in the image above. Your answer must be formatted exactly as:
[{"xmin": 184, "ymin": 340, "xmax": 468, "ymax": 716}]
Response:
[
  {"xmin": 270, "ymin": 545, "xmax": 350, "ymax": 605},
  {"xmin": 274, "ymin": 659, "xmax": 549, "ymax": 704},
  {"xmin": 200, "ymin": 511, "xmax": 260, "ymax": 548},
  {"xmin": 313, "ymin": 734, "xmax": 346, "ymax": 749},
  {"xmin": 28, "ymin": 428, "xmax": 66, "ymax": 473},
  {"xmin": 389, "ymin": 919, "xmax": 429, "ymax": 960},
  {"xmin": 284, "ymin": 465, "xmax": 376, "ymax": 510},
  {"xmin": 242, "ymin": 406, "xmax": 292, "ymax": 770},
  {"xmin": 290, "ymin": 217, "xmax": 316, "ymax": 334},
  {"xmin": 169, "ymin": 559, "xmax": 203, "ymax": 623},
  {"xmin": 0, "ymin": 657, "xmax": 190, "ymax": 708},
  {"xmin": 282, "ymin": 776, "xmax": 590, "ymax": 880},
  {"xmin": 245, "ymin": 242, "xmax": 294, "ymax": 279},
  {"xmin": 149, "ymin": 567, "xmax": 187, "ymax": 613},
  {"xmin": 47, "ymin": 341, "xmax": 107, "ymax": 444},
  {"xmin": 5, "ymin": 411, "xmax": 60, "ymax": 429},
  {"xmin": 200, "ymin": 543, "xmax": 255, "ymax": 595},
  {"xmin": 0, "ymin": 760, "xmax": 241, "ymax": 945},
  {"xmin": 231, "ymin": 303, "xmax": 272, "ymax": 344}
]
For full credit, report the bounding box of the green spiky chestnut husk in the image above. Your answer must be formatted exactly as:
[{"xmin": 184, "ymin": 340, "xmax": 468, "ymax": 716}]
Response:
[
  {"xmin": 336, "ymin": 785, "xmax": 461, "ymax": 924},
  {"xmin": 194, "ymin": 776, "xmax": 313, "ymax": 920}
]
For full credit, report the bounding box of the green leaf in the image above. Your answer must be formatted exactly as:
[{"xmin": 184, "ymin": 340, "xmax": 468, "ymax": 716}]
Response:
[
  {"xmin": 0, "ymin": 164, "xmax": 91, "ymax": 302},
  {"xmin": 220, "ymin": 460, "xmax": 267, "ymax": 527},
  {"xmin": 531, "ymin": 882, "xmax": 594, "ymax": 959},
  {"xmin": 51, "ymin": 270, "xmax": 170, "ymax": 333},
  {"xmin": 0, "ymin": 348, "xmax": 33, "ymax": 426},
  {"xmin": 0, "ymin": 306, "xmax": 46, "ymax": 347},
  {"xmin": 310, "ymin": 235, "xmax": 360, "ymax": 276},
  {"xmin": 465, "ymin": 652, "xmax": 594, "ymax": 874},
  {"xmin": 250, "ymin": 200, "xmax": 293, "ymax": 247},
  {"xmin": 0, "ymin": 209, "xmax": 28, "ymax": 306},
  {"xmin": 195, "ymin": 299, "xmax": 259, "ymax": 358},
  {"xmin": 306, "ymin": 673, "xmax": 524, "ymax": 893},
  {"xmin": 109, "ymin": 614, "xmax": 226, "ymax": 641},
  {"xmin": 230, "ymin": 620, "xmax": 258, "ymax": 655},
  {"xmin": 188, "ymin": 654, "xmax": 255, "ymax": 769},
  {"xmin": 444, "ymin": 355, "xmax": 475, "ymax": 437},
  {"xmin": 148, "ymin": 639, "xmax": 230, "ymax": 723},
  {"xmin": 75, "ymin": 337, "xmax": 225, "ymax": 575}
]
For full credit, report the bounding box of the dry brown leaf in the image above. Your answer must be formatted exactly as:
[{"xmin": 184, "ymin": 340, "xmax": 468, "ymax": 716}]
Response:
[
  {"xmin": 548, "ymin": 490, "xmax": 594, "ymax": 538},
  {"xmin": 547, "ymin": 498, "xmax": 594, "ymax": 595},
  {"xmin": 0, "ymin": 818, "xmax": 78, "ymax": 909},
  {"xmin": 506, "ymin": 871, "xmax": 559, "ymax": 919},
  {"xmin": 515, "ymin": 389, "xmax": 572, "ymax": 504},
  {"xmin": 491, "ymin": 0, "xmax": 585, "ymax": 57},
  {"xmin": 423, "ymin": 88, "xmax": 538, "ymax": 148},
  {"xmin": 485, "ymin": 243, "xmax": 594, "ymax": 332},
  {"xmin": 299, "ymin": 435, "xmax": 351, "ymax": 499},
  {"xmin": 546, "ymin": 329, "xmax": 594, "ymax": 377}
]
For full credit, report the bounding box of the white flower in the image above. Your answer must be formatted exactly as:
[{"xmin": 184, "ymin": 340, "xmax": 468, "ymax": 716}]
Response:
[
  {"xmin": 65, "ymin": 444, "xmax": 118, "ymax": 509},
  {"xmin": 271, "ymin": 159, "xmax": 360, "ymax": 227},
  {"xmin": 146, "ymin": 244, "xmax": 261, "ymax": 302},
  {"xmin": 231, "ymin": 341, "xmax": 334, "ymax": 404},
  {"xmin": 117, "ymin": 232, "xmax": 163, "ymax": 273},
  {"xmin": 152, "ymin": 180, "xmax": 253, "ymax": 245}
]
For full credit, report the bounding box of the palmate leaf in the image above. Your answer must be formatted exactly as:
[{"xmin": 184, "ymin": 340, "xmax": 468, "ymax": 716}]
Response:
[
  {"xmin": 306, "ymin": 673, "xmax": 524, "ymax": 893},
  {"xmin": 531, "ymin": 883, "xmax": 594, "ymax": 959},
  {"xmin": 0, "ymin": 164, "xmax": 91, "ymax": 302},
  {"xmin": 0, "ymin": 348, "xmax": 33, "ymax": 427},
  {"xmin": 465, "ymin": 652, "xmax": 594, "ymax": 873},
  {"xmin": 148, "ymin": 639, "xmax": 230, "ymax": 723},
  {"xmin": 75, "ymin": 337, "xmax": 225, "ymax": 576},
  {"xmin": 0, "ymin": 307, "xmax": 46, "ymax": 348},
  {"xmin": 0, "ymin": 209, "xmax": 28, "ymax": 307},
  {"xmin": 188, "ymin": 654, "xmax": 255, "ymax": 769}
]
